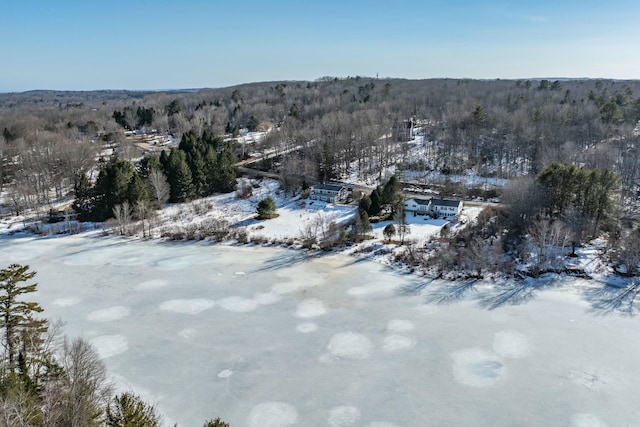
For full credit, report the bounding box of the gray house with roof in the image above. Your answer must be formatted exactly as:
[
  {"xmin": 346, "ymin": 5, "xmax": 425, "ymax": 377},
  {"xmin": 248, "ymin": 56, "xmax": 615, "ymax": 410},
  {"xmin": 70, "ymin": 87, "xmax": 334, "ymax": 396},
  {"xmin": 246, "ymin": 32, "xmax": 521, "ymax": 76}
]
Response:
[
  {"xmin": 404, "ymin": 197, "xmax": 463, "ymax": 218},
  {"xmin": 310, "ymin": 184, "xmax": 348, "ymax": 203}
]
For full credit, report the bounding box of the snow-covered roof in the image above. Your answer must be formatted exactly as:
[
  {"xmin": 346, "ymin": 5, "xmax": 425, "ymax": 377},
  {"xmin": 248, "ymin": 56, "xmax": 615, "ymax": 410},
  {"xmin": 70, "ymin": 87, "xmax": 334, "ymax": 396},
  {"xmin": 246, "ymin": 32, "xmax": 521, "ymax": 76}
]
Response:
[
  {"xmin": 430, "ymin": 198, "xmax": 462, "ymax": 207},
  {"xmin": 406, "ymin": 197, "xmax": 431, "ymax": 206},
  {"xmin": 312, "ymin": 183, "xmax": 345, "ymax": 192}
]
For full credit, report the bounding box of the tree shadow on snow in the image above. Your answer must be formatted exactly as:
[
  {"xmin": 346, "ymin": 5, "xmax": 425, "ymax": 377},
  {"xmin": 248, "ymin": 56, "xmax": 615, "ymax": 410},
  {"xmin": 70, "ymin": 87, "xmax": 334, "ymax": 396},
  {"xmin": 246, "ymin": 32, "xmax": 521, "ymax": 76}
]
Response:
[
  {"xmin": 421, "ymin": 280, "xmax": 479, "ymax": 304},
  {"xmin": 253, "ymin": 250, "xmax": 327, "ymax": 272},
  {"xmin": 475, "ymin": 282, "xmax": 539, "ymax": 310},
  {"xmin": 583, "ymin": 280, "xmax": 640, "ymax": 317},
  {"xmin": 396, "ymin": 279, "xmax": 436, "ymax": 297}
]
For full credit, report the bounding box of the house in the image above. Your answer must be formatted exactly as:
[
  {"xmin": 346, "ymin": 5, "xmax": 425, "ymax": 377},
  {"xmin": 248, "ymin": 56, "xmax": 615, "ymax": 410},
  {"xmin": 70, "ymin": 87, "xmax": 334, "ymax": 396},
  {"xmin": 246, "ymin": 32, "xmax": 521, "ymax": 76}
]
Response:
[
  {"xmin": 404, "ymin": 197, "xmax": 463, "ymax": 218},
  {"xmin": 429, "ymin": 198, "xmax": 463, "ymax": 218},
  {"xmin": 393, "ymin": 119, "xmax": 415, "ymax": 142},
  {"xmin": 403, "ymin": 197, "xmax": 432, "ymax": 215},
  {"xmin": 310, "ymin": 184, "xmax": 348, "ymax": 203}
]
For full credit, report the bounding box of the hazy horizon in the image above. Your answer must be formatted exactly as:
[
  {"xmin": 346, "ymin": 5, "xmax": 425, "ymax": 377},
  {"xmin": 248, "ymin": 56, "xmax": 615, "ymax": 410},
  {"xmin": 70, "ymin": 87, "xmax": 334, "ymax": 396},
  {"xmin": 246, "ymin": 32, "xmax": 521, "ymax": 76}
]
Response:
[{"xmin": 2, "ymin": 0, "xmax": 639, "ymax": 92}]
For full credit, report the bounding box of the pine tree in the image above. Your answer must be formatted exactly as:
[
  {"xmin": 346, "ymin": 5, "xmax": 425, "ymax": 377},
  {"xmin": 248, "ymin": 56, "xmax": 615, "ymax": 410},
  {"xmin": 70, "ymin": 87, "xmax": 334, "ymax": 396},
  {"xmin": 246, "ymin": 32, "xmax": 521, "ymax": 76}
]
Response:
[
  {"xmin": 257, "ymin": 196, "xmax": 277, "ymax": 219},
  {"xmin": 0, "ymin": 264, "xmax": 44, "ymax": 372},
  {"xmin": 165, "ymin": 149, "xmax": 194, "ymax": 202},
  {"xmin": 106, "ymin": 392, "xmax": 161, "ymax": 427}
]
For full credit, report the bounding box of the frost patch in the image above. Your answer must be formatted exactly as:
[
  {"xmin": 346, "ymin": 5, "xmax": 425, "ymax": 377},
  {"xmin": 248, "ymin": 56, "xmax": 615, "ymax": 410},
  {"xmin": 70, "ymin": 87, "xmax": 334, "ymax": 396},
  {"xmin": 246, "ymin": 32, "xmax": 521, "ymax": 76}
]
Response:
[
  {"xmin": 136, "ymin": 280, "xmax": 169, "ymax": 291},
  {"xmin": 493, "ymin": 330, "xmax": 531, "ymax": 359},
  {"xmin": 296, "ymin": 322, "xmax": 318, "ymax": 333},
  {"xmin": 328, "ymin": 406, "xmax": 361, "ymax": 426},
  {"xmin": 159, "ymin": 299, "xmax": 214, "ymax": 314},
  {"xmin": 271, "ymin": 281, "xmax": 313, "ymax": 294},
  {"xmin": 217, "ymin": 296, "xmax": 258, "ymax": 313},
  {"xmin": 91, "ymin": 335, "xmax": 128, "ymax": 359},
  {"xmin": 53, "ymin": 297, "xmax": 81, "ymax": 307},
  {"xmin": 347, "ymin": 282, "xmax": 395, "ymax": 297},
  {"xmin": 296, "ymin": 298, "xmax": 326, "ymax": 318},
  {"xmin": 382, "ymin": 335, "xmax": 416, "ymax": 352},
  {"xmin": 326, "ymin": 332, "xmax": 374, "ymax": 360},
  {"xmin": 387, "ymin": 319, "xmax": 415, "ymax": 332},
  {"xmin": 217, "ymin": 369, "xmax": 234, "ymax": 378},
  {"xmin": 452, "ymin": 348, "xmax": 504, "ymax": 387},
  {"xmin": 254, "ymin": 292, "xmax": 282, "ymax": 305},
  {"xmin": 87, "ymin": 306, "xmax": 130, "ymax": 322},
  {"xmin": 178, "ymin": 328, "xmax": 196, "ymax": 339},
  {"xmin": 247, "ymin": 401, "xmax": 298, "ymax": 427},
  {"xmin": 571, "ymin": 413, "xmax": 607, "ymax": 427}
]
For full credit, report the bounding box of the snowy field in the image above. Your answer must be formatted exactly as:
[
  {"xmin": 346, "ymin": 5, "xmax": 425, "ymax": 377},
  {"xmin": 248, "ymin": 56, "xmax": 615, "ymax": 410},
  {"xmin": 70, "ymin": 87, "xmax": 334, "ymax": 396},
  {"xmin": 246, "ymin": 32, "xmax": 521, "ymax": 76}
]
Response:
[{"xmin": 1, "ymin": 234, "xmax": 639, "ymax": 427}]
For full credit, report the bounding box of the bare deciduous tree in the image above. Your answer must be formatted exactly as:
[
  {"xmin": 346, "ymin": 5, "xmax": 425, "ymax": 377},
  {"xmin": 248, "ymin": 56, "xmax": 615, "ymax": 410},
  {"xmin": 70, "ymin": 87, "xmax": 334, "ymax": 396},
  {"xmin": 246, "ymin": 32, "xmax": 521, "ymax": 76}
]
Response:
[{"xmin": 148, "ymin": 169, "xmax": 170, "ymax": 207}]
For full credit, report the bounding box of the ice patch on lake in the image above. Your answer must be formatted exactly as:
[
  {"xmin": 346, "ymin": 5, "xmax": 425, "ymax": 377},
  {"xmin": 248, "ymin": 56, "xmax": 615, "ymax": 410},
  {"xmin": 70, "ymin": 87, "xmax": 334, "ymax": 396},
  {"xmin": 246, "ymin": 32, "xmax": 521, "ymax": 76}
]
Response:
[
  {"xmin": 296, "ymin": 322, "xmax": 318, "ymax": 333},
  {"xmin": 387, "ymin": 319, "xmax": 415, "ymax": 332},
  {"xmin": 365, "ymin": 422, "xmax": 401, "ymax": 427},
  {"xmin": 136, "ymin": 279, "xmax": 169, "ymax": 291},
  {"xmin": 159, "ymin": 299, "xmax": 214, "ymax": 314},
  {"xmin": 62, "ymin": 251, "xmax": 104, "ymax": 266},
  {"xmin": 271, "ymin": 281, "xmax": 315, "ymax": 294},
  {"xmin": 452, "ymin": 348, "xmax": 504, "ymax": 387},
  {"xmin": 217, "ymin": 369, "xmax": 234, "ymax": 378},
  {"xmin": 415, "ymin": 304, "xmax": 438, "ymax": 315},
  {"xmin": 91, "ymin": 334, "xmax": 128, "ymax": 359},
  {"xmin": 327, "ymin": 332, "xmax": 374, "ymax": 360},
  {"xmin": 254, "ymin": 292, "xmax": 282, "ymax": 305},
  {"xmin": 247, "ymin": 401, "xmax": 298, "ymax": 427},
  {"xmin": 493, "ymin": 330, "xmax": 531, "ymax": 358},
  {"xmin": 295, "ymin": 298, "xmax": 326, "ymax": 318},
  {"xmin": 235, "ymin": 271, "xmax": 246, "ymax": 276},
  {"xmin": 178, "ymin": 328, "xmax": 196, "ymax": 339},
  {"xmin": 154, "ymin": 254, "xmax": 211, "ymax": 270},
  {"xmin": 87, "ymin": 306, "xmax": 130, "ymax": 322},
  {"xmin": 347, "ymin": 282, "xmax": 396, "ymax": 297},
  {"xmin": 382, "ymin": 335, "xmax": 416, "ymax": 352},
  {"xmin": 328, "ymin": 406, "xmax": 361, "ymax": 426},
  {"xmin": 566, "ymin": 369, "xmax": 606, "ymax": 390},
  {"xmin": 571, "ymin": 413, "xmax": 607, "ymax": 427},
  {"xmin": 217, "ymin": 296, "xmax": 258, "ymax": 312},
  {"xmin": 52, "ymin": 297, "xmax": 81, "ymax": 307}
]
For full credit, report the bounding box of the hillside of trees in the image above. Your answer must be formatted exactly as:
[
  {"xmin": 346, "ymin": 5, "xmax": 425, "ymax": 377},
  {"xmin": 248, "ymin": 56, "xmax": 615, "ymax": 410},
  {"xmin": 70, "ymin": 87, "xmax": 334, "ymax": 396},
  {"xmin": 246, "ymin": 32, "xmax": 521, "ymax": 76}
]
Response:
[{"xmin": 1, "ymin": 77, "xmax": 640, "ymax": 277}]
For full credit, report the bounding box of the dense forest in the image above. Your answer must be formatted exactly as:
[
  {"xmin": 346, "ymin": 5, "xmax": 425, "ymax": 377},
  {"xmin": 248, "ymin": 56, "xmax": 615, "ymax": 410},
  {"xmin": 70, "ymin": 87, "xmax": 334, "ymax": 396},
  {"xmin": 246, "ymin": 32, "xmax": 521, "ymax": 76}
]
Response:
[{"xmin": 1, "ymin": 77, "xmax": 640, "ymax": 277}]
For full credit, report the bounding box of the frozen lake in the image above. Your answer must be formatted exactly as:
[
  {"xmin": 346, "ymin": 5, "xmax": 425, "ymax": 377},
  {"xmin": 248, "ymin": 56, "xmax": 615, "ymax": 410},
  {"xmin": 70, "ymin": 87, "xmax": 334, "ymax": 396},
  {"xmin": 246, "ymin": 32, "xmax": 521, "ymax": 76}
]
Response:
[{"xmin": 0, "ymin": 234, "xmax": 638, "ymax": 427}]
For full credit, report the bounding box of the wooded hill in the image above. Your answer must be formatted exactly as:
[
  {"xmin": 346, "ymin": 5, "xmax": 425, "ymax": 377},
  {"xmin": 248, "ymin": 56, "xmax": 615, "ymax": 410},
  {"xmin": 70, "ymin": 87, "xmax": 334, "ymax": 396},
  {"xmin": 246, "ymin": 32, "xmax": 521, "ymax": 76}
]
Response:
[{"xmin": 1, "ymin": 77, "xmax": 640, "ymax": 277}]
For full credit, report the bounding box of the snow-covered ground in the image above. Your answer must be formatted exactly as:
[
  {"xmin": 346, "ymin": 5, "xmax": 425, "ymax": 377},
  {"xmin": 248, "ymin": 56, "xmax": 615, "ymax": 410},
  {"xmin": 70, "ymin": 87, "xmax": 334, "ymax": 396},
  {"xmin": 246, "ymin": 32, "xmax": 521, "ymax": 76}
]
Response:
[{"xmin": 1, "ymin": 234, "xmax": 639, "ymax": 427}]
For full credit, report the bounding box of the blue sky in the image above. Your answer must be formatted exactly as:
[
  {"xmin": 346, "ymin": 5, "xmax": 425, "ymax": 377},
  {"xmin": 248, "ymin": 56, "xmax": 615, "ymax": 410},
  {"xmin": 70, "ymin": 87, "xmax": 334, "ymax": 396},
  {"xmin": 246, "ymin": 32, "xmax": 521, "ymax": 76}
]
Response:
[{"xmin": 1, "ymin": 0, "xmax": 638, "ymax": 91}]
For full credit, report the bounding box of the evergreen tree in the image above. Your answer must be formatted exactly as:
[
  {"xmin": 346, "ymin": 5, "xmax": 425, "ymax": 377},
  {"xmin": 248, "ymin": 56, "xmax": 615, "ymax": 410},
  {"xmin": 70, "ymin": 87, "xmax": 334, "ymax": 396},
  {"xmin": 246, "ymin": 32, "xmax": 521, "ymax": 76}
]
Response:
[
  {"xmin": 203, "ymin": 418, "xmax": 230, "ymax": 427},
  {"xmin": 257, "ymin": 196, "xmax": 277, "ymax": 219},
  {"xmin": 106, "ymin": 392, "xmax": 161, "ymax": 427},
  {"xmin": 0, "ymin": 264, "xmax": 44, "ymax": 372},
  {"xmin": 383, "ymin": 223, "xmax": 396, "ymax": 242},
  {"xmin": 369, "ymin": 187, "xmax": 382, "ymax": 216},
  {"xmin": 139, "ymin": 155, "xmax": 162, "ymax": 179},
  {"xmin": 165, "ymin": 149, "xmax": 195, "ymax": 202},
  {"xmin": 359, "ymin": 211, "xmax": 372, "ymax": 235},
  {"xmin": 381, "ymin": 175, "xmax": 401, "ymax": 206}
]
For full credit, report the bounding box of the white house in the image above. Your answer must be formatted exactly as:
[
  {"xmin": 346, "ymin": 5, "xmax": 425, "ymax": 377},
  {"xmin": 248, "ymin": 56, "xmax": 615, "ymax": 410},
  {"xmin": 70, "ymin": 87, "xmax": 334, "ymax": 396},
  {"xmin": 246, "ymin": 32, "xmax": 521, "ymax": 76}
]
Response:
[
  {"xmin": 404, "ymin": 197, "xmax": 463, "ymax": 218},
  {"xmin": 310, "ymin": 184, "xmax": 348, "ymax": 203},
  {"xmin": 429, "ymin": 198, "xmax": 463, "ymax": 218},
  {"xmin": 404, "ymin": 197, "xmax": 432, "ymax": 215}
]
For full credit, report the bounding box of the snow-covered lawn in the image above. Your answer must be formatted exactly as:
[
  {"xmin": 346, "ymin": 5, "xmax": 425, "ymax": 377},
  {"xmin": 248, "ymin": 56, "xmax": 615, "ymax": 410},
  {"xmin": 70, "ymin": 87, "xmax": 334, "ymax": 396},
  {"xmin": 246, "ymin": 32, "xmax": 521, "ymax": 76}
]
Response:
[{"xmin": 1, "ymin": 235, "xmax": 638, "ymax": 427}]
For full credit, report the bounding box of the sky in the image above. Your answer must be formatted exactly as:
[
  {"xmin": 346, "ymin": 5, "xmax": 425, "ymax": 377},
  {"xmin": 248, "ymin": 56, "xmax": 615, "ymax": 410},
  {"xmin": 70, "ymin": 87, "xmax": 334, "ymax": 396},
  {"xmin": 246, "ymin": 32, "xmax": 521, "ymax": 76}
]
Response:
[{"xmin": 1, "ymin": 0, "xmax": 639, "ymax": 92}]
